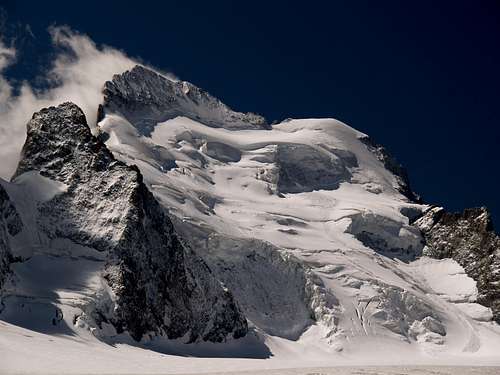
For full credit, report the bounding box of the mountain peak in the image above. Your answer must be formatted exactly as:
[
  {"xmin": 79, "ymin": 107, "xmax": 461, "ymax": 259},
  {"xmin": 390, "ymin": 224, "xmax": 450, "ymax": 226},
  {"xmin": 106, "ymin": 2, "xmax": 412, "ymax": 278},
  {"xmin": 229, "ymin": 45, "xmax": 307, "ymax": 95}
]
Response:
[
  {"xmin": 15, "ymin": 102, "xmax": 114, "ymax": 180},
  {"xmin": 8, "ymin": 102, "xmax": 248, "ymax": 343},
  {"xmin": 100, "ymin": 65, "xmax": 268, "ymax": 135}
]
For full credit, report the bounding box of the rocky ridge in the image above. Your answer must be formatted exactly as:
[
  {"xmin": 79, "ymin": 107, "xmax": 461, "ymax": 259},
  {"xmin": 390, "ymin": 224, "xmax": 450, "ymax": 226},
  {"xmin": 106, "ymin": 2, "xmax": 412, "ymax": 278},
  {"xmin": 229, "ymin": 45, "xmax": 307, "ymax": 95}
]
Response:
[
  {"xmin": 414, "ymin": 206, "xmax": 500, "ymax": 323},
  {"xmin": 13, "ymin": 102, "xmax": 247, "ymax": 342},
  {"xmin": 359, "ymin": 136, "xmax": 421, "ymax": 203},
  {"xmin": 100, "ymin": 65, "xmax": 268, "ymax": 135}
]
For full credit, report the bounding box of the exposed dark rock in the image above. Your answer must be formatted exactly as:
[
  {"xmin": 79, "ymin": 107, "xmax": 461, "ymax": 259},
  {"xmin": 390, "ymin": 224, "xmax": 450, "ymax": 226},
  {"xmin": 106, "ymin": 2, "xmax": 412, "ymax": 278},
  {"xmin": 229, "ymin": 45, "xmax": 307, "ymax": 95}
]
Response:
[
  {"xmin": 400, "ymin": 206, "xmax": 424, "ymax": 222},
  {"xmin": 101, "ymin": 65, "xmax": 268, "ymax": 135},
  {"xmin": 0, "ymin": 184, "xmax": 22, "ymax": 292},
  {"xmin": 359, "ymin": 136, "xmax": 421, "ymax": 203},
  {"xmin": 14, "ymin": 102, "xmax": 247, "ymax": 342},
  {"xmin": 414, "ymin": 206, "xmax": 500, "ymax": 323}
]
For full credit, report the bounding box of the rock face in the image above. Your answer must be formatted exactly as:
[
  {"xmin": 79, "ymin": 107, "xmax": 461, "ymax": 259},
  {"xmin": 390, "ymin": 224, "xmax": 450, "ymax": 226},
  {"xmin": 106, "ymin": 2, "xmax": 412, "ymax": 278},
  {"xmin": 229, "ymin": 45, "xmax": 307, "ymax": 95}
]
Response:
[
  {"xmin": 0, "ymin": 185, "xmax": 22, "ymax": 292},
  {"xmin": 359, "ymin": 136, "xmax": 421, "ymax": 203},
  {"xmin": 100, "ymin": 65, "xmax": 268, "ymax": 135},
  {"xmin": 14, "ymin": 102, "xmax": 247, "ymax": 342},
  {"xmin": 414, "ymin": 206, "xmax": 500, "ymax": 323}
]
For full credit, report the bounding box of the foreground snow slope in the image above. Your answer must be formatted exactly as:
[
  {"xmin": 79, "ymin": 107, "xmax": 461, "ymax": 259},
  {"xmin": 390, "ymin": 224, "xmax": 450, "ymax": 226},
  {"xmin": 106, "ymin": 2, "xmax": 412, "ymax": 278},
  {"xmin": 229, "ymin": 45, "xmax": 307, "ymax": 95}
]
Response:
[{"xmin": 1, "ymin": 317, "xmax": 500, "ymax": 374}]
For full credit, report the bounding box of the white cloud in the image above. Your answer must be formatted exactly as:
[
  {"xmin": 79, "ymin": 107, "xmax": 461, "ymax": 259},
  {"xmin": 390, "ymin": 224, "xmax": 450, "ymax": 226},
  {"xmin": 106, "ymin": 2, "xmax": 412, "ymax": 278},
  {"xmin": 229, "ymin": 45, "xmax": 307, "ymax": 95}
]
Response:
[
  {"xmin": 0, "ymin": 26, "xmax": 137, "ymax": 180},
  {"xmin": 0, "ymin": 40, "xmax": 15, "ymax": 70},
  {"xmin": 0, "ymin": 40, "xmax": 16, "ymax": 105}
]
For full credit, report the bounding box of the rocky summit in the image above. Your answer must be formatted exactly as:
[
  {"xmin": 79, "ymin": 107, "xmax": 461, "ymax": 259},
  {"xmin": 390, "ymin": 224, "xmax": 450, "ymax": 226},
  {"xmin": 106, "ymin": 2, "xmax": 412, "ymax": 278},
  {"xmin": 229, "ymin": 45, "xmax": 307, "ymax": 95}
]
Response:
[
  {"xmin": 6, "ymin": 102, "xmax": 247, "ymax": 343},
  {"xmin": 100, "ymin": 65, "xmax": 268, "ymax": 136}
]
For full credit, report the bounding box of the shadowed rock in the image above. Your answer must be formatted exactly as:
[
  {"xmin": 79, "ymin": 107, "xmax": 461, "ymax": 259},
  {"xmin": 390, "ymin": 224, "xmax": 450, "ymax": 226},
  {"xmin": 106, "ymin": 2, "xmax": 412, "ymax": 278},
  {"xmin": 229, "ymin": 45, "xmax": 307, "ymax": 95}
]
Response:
[
  {"xmin": 359, "ymin": 136, "xmax": 421, "ymax": 203},
  {"xmin": 414, "ymin": 206, "xmax": 500, "ymax": 323},
  {"xmin": 0, "ymin": 185, "xmax": 23, "ymax": 292}
]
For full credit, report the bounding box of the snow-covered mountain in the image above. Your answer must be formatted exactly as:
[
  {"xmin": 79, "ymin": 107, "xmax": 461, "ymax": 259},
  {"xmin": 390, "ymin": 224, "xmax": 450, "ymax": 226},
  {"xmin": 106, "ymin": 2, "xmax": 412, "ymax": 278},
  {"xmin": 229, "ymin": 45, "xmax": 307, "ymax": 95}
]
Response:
[
  {"xmin": 1, "ymin": 102, "xmax": 246, "ymax": 344},
  {"xmin": 1, "ymin": 64, "xmax": 499, "ymax": 373}
]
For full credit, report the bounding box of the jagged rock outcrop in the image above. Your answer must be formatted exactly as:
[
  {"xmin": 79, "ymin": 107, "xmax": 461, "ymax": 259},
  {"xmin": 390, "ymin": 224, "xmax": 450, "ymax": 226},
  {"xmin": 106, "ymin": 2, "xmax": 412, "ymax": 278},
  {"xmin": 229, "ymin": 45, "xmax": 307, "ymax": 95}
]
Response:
[
  {"xmin": 414, "ymin": 206, "xmax": 500, "ymax": 323},
  {"xmin": 0, "ymin": 185, "xmax": 22, "ymax": 292},
  {"xmin": 359, "ymin": 136, "xmax": 421, "ymax": 203},
  {"xmin": 100, "ymin": 65, "xmax": 268, "ymax": 135},
  {"xmin": 14, "ymin": 102, "xmax": 247, "ymax": 342}
]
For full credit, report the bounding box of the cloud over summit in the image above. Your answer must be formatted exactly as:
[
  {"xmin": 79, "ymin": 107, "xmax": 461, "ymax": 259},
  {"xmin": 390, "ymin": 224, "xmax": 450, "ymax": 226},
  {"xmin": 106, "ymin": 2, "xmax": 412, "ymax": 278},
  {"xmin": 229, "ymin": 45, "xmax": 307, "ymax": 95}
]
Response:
[{"xmin": 0, "ymin": 26, "xmax": 137, "ymax": 180}]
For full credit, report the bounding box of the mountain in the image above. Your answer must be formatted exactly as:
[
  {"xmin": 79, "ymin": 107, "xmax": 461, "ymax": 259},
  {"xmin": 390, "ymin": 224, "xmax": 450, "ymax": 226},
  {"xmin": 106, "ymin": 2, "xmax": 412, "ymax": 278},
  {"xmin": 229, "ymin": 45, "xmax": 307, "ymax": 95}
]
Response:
[
  {"xmin": 0, "ymin": 102, "xmax": 246, "ymax": 343},
  {"xmin": 1, "ymin": 65, "xmax": 499, "ymax": 373}
]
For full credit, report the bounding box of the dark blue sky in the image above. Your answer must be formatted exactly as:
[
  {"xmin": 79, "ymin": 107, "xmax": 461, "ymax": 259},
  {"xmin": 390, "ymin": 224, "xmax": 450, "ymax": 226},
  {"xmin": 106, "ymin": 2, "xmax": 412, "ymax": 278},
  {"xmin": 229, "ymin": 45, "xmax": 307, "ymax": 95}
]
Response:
[{"xmin": 2, "ymin": 1, "xmax": 500, "ymax": 225}]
